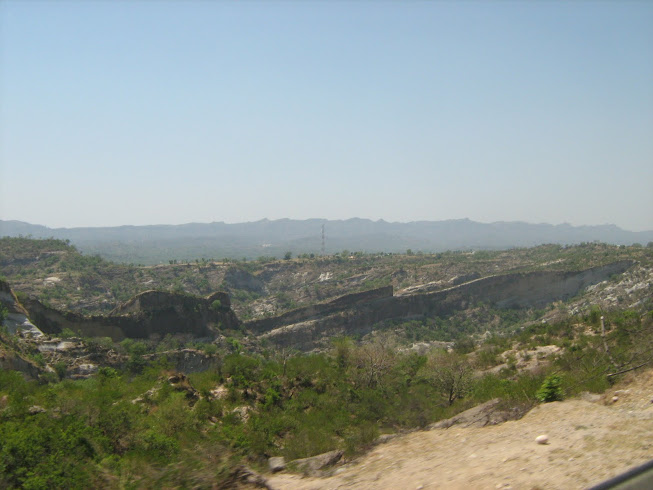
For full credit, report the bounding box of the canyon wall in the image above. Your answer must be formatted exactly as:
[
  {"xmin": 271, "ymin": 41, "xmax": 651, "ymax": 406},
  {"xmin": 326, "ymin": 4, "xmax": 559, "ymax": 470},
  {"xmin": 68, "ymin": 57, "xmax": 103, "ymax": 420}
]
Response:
[
  {"xmin": 5, "ymin": 260, "xmax": 634, "ymax": 348},
  {"xmin": 256, "ymin": 260, "xmax": 634, "ymax": 350},
  {"xmin": 245, "ymin": 286, "xmax": 393, "ymax": 335},
  {"xmin": 21, "ymin": 290, "xmax": 239, "ymax": 341}
]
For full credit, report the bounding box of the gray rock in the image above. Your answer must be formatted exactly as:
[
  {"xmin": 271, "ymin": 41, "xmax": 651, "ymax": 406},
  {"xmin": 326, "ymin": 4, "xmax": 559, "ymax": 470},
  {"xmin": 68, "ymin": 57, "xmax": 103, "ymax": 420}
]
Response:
[
  {"xmin": 28, "ymin": 405, "xmax": 46, "ymax": 415},
  {"xmin": 375, "ymin": 433, "xmax": 399, "ymax": 445},
  {"xmin": 579, "ymin": 392, "xmax": 602, "ymax": 403},
  {"xmin": 76, "ymin": 363, "xmax": 98, "ymax": 375},
  {"xmin": 223, "ymin": 465, "xmax": 271, "ymax": 489},
  {"xmin": 268, "ymin": 456, "xmax": 286, "ymax": 473},
  {"xmin": 291, "ymin": 450, "xmax": 343, "ymax": 475},
  {"xmin": 430, "ymin": 398, "xmax": 526, "ymax": 429}
]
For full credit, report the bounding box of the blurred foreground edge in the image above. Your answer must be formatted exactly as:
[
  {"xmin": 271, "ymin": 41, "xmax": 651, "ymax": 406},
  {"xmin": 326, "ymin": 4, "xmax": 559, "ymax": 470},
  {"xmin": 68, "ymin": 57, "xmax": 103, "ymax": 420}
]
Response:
[{"xmin": 589, "ymin": 459, "xmax": 653, "ymax": 490}]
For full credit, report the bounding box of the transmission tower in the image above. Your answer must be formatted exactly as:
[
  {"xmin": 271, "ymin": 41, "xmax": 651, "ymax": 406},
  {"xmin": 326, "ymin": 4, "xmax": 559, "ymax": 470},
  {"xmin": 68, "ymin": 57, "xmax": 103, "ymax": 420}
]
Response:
[{"xmin": 321, "ymin": 224, "xmax": 325, "ymax": 255}]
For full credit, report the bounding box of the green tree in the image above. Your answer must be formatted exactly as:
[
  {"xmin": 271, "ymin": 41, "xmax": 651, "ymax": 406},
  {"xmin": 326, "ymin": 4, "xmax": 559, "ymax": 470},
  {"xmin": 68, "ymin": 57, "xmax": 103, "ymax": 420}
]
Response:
[
  {"xmin": 536, "ymin": 374, "xmax": 564, "ymax": 402},
  {"xmin": 0, "ymin": 305, "xmax": 8, "ymax": 326},
  {"xmin": 422, "ymin": 351, "xmax": 472, "ymax": 406},
  {"xmin": 349, "ymin": 335, "xmax": 397, "ymax": 389}
]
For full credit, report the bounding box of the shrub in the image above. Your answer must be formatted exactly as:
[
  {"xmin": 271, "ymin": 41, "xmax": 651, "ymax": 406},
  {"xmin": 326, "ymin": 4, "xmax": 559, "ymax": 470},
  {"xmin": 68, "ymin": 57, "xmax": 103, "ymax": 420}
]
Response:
[
  {"xmin": 453, "ymin": 337, "xmax": 475, "ymax": 354},
  {"xmin": 0, "ymin": 305, "xmax": 8, "ymax": 323},
  {"xmin": 262, "ymin": 388, "xmax": 281, "ymax": 409},
  {"xmin": 126, "ymin": 354, "xmax": 146, "ymax": 374},
  {"xmin": 536, "ymin": 374, "xmax": 564, "ymax": 403},
  {"xmin": 140, "ymin": 430, "xmax": 180, "ymax": 458},
  {"xmin": 97, "ymin": 367, "xmax": 119, "ymax": 379},
  {"xmin": 60, "ymin": 328, "xmax": 77, "ymax": 339},
  {"xmin": 0, "ymin": 415, "xmax": 97, "ymax": 488},
  {"xmin": 344, "ymin": 421, "xmax": 379, "ymax": 457},
  {"xmin": 201, "ymin": 343, "xmax": 218, "ymax": 355},
  {"xmin": 86, "ymin": 336, "xmax": 114, "ymax": 353},
  {"xmin": 54, "ymin": 361, "xmax": 68, "ymax": 380}
]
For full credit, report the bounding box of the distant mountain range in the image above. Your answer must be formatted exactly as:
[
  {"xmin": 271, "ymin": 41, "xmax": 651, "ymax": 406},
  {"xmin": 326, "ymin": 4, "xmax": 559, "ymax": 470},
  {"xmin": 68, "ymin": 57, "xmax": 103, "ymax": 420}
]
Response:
[{"xmin": 1, "ymin": 218, "xmax": 652, "ymax": 264}]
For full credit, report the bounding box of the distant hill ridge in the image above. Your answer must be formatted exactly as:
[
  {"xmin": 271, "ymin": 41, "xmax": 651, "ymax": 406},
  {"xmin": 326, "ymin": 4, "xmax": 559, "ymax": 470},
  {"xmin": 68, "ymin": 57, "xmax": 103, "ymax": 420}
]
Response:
[{"xmin": 1, "ymin": 218, "xmax": 652, "ymax": 264}]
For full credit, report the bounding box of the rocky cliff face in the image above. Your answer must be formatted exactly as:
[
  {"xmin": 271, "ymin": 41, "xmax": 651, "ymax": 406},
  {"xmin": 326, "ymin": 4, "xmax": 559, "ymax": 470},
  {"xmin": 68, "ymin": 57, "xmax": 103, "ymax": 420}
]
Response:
[
  {"xmin": 0, "ymin": 280, "xmax": 44, "ymax": 378},
  {"xmin": 21, "ymin": 290, "xmax": 239, "ymax": 341},
  {"xmin": 254, "ymin": 261, "xmax": 634, "ymax": 351},
  {"xmin": 0, "ymin": 347, "xmax": 41, "ymax": 379},
  {"xmin": 245, "ymin": 286, "xmax": 393, "ymax": 335},
  {"xmin": 0, "ymin": 280, "xmax": 44, "ymax": 338},
  {"xmin": 1, "ymin": 260, "xmax": 636, "ymax": 351},
  {"xmin": 222, "ymin": 267, "xmax": 266, "ymax": 294}
]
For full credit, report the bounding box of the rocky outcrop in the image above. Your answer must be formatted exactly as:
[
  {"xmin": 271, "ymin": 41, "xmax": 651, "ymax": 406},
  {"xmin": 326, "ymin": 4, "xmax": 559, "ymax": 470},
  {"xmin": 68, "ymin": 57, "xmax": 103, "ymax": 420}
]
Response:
[
  {"xmin": 429, "ymin": 399, "xmax": 526, "ymax": 429},
  {"xmin": 220, "ymin": 465, "xmax": 272, "ymax": 489},
  {"xmin": 223, "ymin": 267, "xmax": 266, "ymax": 295},
  {"xmin": 111, "ymin": 290, "xmax": 231, "ymax": 315},
  {"xmin": 0, "ymin": 280, "xmax": 44, "ymax": 338},
  {"xmin": 0, "ymin": 347, "xmax": 42, "ymax": 379},
  {"xmin": 245, "ymin": 286, "xmax": 393, "ymax": 335},
  {"xmin": 289, "ymin": 450, "xmax": 344, "ymax": 476},
  {"xmin": 21, "ymin": 290, "xmax": 239, "ymax": 341},
  {"xmin": 268, "ymin": 457, "xmax": 286, "ymax": 473},
  {"xmin": 143, "ymin": 348, "xmax": 219, "ymax": 373},
  {"xmin": 0, "ymin": 282, "xmax": 43, "ymax": 379},
  {"xmin": 255, "ymin": 261, "xmax": 634, "ymax": 351}
]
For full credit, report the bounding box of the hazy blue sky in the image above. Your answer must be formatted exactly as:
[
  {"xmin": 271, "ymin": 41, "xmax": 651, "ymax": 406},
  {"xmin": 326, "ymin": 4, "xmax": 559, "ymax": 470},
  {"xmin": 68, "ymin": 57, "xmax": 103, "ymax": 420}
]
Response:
[{"xmin": 1, "ymin": 1, "xmax": 652, "ymax": 230}]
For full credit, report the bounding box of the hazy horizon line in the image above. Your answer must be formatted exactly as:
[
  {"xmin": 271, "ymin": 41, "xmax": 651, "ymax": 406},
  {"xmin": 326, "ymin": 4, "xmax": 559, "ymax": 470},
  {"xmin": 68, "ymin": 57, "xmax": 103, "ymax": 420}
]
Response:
[{"xmin": 2, "ymin": 217, "xmax": 651, "ymax": 234}]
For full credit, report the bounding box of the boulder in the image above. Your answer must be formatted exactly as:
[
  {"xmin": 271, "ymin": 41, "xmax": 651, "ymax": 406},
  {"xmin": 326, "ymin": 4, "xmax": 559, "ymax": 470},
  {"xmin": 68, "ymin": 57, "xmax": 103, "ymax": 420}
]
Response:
[
  {"xmin": 221, "ymin": 465, "xmax": 271, "ymax": 489},
  {"xmin": 430, "ymin": 399, "xmax": 527, "ymax": 429},
  {"xmin": 209, "ymin": 384, "xmax": 229, "ymax": 400},
  {"xmin": 268, "ymin": 456, "xmax": 286, "ymax": 473},
  {"xmin": 535, "ymin": 434, "xmax": 549, "ymax": 445},
  {"xmin": 231, "ymin": 406, "xmax": 251, "ymax": 423},
  {"xmin": 291, "ymin": 450, "xmax": 343, "ymax": 475}
]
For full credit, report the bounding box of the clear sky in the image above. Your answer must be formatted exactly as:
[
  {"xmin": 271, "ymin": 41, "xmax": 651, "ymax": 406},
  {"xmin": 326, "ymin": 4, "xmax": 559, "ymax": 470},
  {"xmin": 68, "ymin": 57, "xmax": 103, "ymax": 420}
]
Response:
[{"xmin": 1, "ymin": 1, "xmax": 652, "ymax": 231}]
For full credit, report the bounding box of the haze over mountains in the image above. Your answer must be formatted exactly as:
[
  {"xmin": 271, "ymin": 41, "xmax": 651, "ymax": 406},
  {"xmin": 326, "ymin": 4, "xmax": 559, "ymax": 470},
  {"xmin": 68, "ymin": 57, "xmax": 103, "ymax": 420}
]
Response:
[{"xmin": 1, "ymin": 218, "xmax": 652, "ymax": 264}]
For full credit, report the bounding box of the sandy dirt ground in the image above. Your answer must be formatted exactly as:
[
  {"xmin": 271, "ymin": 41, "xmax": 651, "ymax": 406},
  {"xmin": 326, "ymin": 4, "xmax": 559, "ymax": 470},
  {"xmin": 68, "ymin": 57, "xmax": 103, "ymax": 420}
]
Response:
[{"xmin": 268, "ymin": 370, "xmax": 653, "ymax": 490}]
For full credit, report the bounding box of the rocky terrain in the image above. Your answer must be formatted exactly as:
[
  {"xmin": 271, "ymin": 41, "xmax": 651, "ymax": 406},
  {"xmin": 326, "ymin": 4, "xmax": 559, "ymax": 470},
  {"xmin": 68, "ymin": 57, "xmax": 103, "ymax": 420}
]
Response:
[
  {"xmin": 268, "ymin": 369, "xmax": 653, "ymax": 489},
  {"xmin": 1, "ymin": 238, "xmax": 652, "ymax": 489},
  {"xmin": 248, "ymin": 261, "xmax": 634, "ymax": 351},
  {"xmin": 21, "ymin": 288, "xmax": 239, "ymax": 341},
  {"xmin": 2, "ymin": 238, "xmax": 649, "ymax": 320},
  {"xmin": 3, "ymin": 255, "xmax": 644, "ymax": 355},
  {"xmin": 1, "ymin": 239, "xmax": 652, "ymax": 381}
]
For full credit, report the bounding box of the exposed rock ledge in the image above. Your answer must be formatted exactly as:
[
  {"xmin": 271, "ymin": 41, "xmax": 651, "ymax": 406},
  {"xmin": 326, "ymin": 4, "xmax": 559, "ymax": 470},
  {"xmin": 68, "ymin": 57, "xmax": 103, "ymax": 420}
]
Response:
[
  {"xmin": 255, "ymin": 261, "xmax": 634, "ymax": 351},
  {"xmin": 18, "ymin": 289, "xmax": 239, "ymax": 341}
]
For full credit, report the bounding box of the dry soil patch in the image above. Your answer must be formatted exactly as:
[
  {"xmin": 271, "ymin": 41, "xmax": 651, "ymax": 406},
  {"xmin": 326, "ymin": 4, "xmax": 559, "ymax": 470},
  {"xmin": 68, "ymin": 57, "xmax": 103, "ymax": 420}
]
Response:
[{"xmin": 268, "ymin": 370, "xmax": 653, "ymax": 490}]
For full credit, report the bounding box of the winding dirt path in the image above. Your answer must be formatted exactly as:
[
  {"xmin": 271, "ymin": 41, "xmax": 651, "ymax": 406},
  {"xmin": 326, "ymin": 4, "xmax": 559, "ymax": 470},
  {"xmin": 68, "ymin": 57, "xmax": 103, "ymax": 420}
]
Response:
[{"xmin": 268, "ymin": 370, "xmax": 653, "ymax": 490}]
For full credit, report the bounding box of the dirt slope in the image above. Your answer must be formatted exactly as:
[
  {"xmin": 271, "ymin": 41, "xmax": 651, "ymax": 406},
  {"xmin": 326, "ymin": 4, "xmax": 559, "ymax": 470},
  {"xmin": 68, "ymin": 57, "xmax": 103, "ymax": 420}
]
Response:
[{"xmin": 268, "ymin": 370, "xmax": 653, "ymax": 490}]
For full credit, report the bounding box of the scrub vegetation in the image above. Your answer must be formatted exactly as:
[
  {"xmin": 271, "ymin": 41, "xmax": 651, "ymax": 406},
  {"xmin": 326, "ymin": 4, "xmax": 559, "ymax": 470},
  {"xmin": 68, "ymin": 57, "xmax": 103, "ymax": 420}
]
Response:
[
  {"xmin": 1, "ymin": 237, "xmax": 652, "ymax": 488},
  {"xmin": 2, "ymin": 306, "xmax": 652, "ymax": 488}
]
